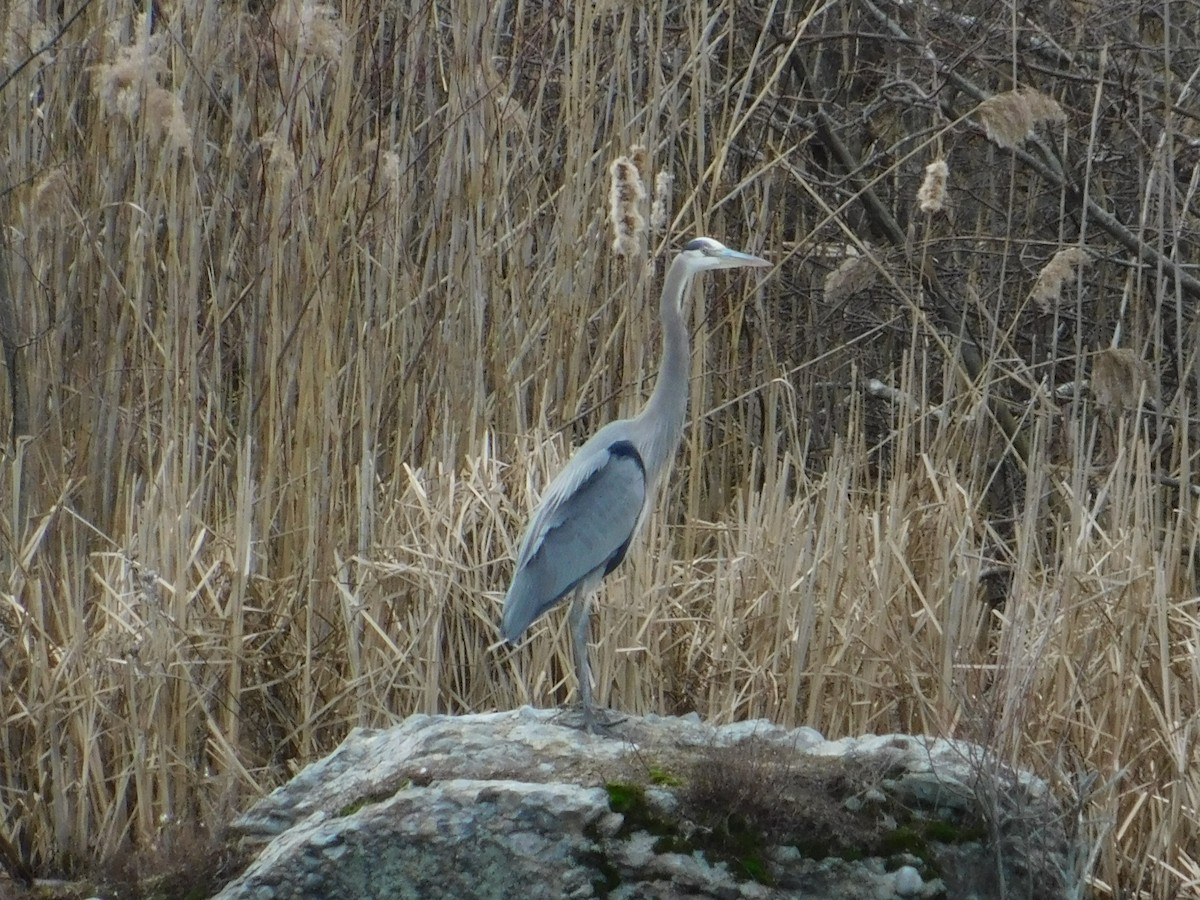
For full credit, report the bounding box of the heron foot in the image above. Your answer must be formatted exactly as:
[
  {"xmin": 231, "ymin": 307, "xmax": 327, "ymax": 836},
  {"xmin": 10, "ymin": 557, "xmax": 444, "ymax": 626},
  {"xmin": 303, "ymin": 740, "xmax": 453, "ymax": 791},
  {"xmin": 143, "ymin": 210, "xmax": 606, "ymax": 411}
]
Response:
[{"xmin": 553, "ymin": 704, "xmax": 627, "ymax": 735}]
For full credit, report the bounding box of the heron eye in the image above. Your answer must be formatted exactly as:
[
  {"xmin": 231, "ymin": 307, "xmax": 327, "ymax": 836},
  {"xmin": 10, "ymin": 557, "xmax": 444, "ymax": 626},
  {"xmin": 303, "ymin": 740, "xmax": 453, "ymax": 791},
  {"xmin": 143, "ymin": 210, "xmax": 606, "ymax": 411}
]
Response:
[{"xmin": 683, "ymin": 237, "xmax": 714, "ymax": 252}]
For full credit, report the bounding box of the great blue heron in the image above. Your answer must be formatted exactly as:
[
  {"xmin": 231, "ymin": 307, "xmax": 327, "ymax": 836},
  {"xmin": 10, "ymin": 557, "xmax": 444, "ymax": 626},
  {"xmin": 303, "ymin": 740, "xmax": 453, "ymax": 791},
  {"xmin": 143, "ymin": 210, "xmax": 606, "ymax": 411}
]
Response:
[{"xmin": 501, "ymin": 237, "xmax": 771, "ymax": 731}]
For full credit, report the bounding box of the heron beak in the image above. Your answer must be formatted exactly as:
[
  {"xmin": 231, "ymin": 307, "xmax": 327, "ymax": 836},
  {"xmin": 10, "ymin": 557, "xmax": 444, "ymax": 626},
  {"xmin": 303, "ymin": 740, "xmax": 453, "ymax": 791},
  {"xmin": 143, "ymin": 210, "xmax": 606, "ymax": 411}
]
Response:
[{"xmin": 716, "ymin": 248, "xmax": 771, "ymax": 269}]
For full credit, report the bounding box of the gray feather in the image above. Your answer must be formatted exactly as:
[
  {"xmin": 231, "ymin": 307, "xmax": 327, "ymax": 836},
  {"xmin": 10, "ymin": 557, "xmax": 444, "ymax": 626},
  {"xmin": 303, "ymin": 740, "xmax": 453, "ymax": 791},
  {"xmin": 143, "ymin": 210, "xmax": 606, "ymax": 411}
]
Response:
[{"xmin": 501, "ymin": 442, "xmax": 646, "ymax": 642}]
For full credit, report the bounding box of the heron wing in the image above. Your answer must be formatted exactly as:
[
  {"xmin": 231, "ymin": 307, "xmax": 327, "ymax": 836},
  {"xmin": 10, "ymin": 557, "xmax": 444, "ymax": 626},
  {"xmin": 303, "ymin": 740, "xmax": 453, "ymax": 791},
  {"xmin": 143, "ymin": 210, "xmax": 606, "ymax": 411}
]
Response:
[{"xmin": 502, "ymin": 440, "xmax": 646, "ymax": 642}]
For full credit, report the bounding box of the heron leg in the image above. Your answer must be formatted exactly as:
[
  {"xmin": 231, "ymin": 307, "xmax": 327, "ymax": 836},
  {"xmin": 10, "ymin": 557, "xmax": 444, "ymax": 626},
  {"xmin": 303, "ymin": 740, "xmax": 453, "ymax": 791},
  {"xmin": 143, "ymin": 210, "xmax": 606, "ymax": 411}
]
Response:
[{"xmin": 567, "ymin": 588, "xmax": 595, "ymax": 731}]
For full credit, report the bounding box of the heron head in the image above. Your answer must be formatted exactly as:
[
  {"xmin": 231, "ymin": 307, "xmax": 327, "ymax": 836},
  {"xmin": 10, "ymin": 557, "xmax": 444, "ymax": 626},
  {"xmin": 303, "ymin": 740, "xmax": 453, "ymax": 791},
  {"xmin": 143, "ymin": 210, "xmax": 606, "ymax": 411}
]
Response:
[{"xmin": 681, "ymin": 236, "xmax": 771, "ymax": 271}]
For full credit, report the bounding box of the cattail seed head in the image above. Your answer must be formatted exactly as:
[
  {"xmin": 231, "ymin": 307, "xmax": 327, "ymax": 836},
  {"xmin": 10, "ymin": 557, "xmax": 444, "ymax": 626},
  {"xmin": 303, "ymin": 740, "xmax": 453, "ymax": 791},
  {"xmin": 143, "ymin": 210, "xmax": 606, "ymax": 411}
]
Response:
[
  {"xmin": 271, "ymin": 0, "xmax": 344, "ymax": 65},
  {"xmin": 976, "ymin": 87, "xmax": 1066, "ymax": 149},
  {"xmin": 916, "ymin": 159, "xmax": 949, "ymax": 213},
  {"xmin": 1092, "ymin": 347, "xmax": 1159, "ymax": 416},
  {"xmin": 609, "ymin": 155, "xmax": 647, "ymax": 258},
  {"xmin": 824, "ymin": 253, "xmax": 877, "ymax": 303},
  {"xmin": 145, "ymin": 87, "xmax": 193, "ymax": 156},
  {"xmin": 650, "ymin": 172, "xmax": 674, "ymax": 234},
  {"xmin": 1029, "ymin": 246, "xmax": 1090, "ymax": 313}
]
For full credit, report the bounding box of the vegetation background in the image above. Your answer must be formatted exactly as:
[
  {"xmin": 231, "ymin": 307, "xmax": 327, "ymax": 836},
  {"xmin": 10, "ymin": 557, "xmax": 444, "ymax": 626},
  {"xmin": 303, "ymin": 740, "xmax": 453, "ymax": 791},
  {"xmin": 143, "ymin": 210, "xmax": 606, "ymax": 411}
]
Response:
[{"xmin": 2, "ymin": 0, "xmax": 1198, "ymax": 895}]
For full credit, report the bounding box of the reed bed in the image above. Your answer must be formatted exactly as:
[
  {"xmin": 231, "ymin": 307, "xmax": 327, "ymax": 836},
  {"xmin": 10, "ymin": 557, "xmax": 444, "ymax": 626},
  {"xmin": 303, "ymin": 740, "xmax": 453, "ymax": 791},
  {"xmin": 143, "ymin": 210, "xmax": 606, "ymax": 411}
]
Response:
[{"xmin": 1, "ymin": 0, "xmax": 1198, "ymax": 894}]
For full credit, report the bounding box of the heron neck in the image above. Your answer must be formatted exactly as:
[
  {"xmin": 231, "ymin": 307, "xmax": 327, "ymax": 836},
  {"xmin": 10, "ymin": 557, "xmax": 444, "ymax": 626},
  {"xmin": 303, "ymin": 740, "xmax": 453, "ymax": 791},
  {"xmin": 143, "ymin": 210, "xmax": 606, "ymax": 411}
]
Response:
[{"xmin": 637, "ymin": 255, "xmax": 692, "ymax": 481}]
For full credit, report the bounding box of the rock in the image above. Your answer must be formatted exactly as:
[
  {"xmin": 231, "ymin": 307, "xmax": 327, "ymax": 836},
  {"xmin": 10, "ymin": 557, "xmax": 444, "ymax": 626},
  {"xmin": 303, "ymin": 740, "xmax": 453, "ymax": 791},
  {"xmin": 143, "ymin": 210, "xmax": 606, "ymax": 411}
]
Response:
[
  {"xmin": 893, "ymin": 864, "xmax": 924, "ymax": 896},
  {"xmin": 214, "ymin": 708, "xmax": 1069, "ymax": 899}
]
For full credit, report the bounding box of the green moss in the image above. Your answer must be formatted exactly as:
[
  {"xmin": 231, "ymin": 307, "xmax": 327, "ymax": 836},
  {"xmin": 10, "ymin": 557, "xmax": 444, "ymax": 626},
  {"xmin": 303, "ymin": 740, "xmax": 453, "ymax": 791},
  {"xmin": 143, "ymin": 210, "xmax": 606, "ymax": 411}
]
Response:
[
  {"xmin": 337, "ymin": 799, "xmax": 368, "ymax": 818},
  {"xmin": 580, "ymin": 829, "xmax": 622, "ymax": 897},
  {"xmin": 876, "ymin": 817, "xmax": 986, "ymax": 876},
  {"xmin": 602, "ymin": 782, "xmax": 693, "ymax": 881},
  {"xmin": 923, "ymin": 818, "xmax": 987, "ymax": 844},
  {"xmin": 648, "ymin": 765, "xmax": 683, "ymax": 787},
  {"xmin": 791, "ymin": 835, "xmax": 866, "ymax": 863},
  {"xmin": 603, "ymin": 753, "xmax": 991, "ymax": 890},
  {"xmin": 880, "ymin": 825, "xmax": 927, "ymax": 856},
  {"xmin": 335, "ymin": 787, "xmax": 401, "ymax": 818},
  {"xmin": 605, "ymin": 781, "xmax": 681, "ymax": 844},
  {"xmin": 600, "ymin": 741, "xmax": 1001, "ymax": 889},
  {"xmin": 605, "ymin": 781, "xmax": 646, "ymax": 816},
  {"xmin": 739, "ymin": 853, "xmax": 771, "ymax": 884},
  {"xmin": 603, "ymin": 781, "xmax": 775, "ymax": 886},
  {"xmin": 876, "ymin": 821, "xmax": 968, "ymax": 880},
  {"xmin": 711, "ymin": 815, "xmax": 775, "ymax": 886},
  {"xmin": 651, "ymin": 834, "xmax": 692, "ymax": 855}
]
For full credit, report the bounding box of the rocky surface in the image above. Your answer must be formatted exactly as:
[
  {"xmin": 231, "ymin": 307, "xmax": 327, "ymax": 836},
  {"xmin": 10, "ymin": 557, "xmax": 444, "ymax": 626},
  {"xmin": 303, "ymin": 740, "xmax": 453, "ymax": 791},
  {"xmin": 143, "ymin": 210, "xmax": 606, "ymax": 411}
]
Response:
[{"xmin": 215, "ymin": 708, "xmax": 1069, "ymax": 899}]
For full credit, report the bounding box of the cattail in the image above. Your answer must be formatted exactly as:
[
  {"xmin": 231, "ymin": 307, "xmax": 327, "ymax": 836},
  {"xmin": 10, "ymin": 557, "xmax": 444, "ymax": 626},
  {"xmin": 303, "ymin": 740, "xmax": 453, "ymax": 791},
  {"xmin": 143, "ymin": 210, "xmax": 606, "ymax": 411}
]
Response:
[
  {"xmin": 261, "ymin": 133, "xmax": 298, "ymax": 188},
  {"xmin": 1091, "ymin": 347, "xmax": 1159, "ymax": 416},
  {"xmin": 608, "ymin": 155, "xmax": 647, "ymax": 258},
  {"xmin": 94, "ymin": 38, "xmax": 167, "ymax": 121},
  {"xmin": 145, "ymin": 87, "xmax": 193, "ymax": 156},
  {"xmin": 823, "ymin": 253, "xmax": 876, "ymax": 303},
  {"xmin": 1022, "ymin": 89, "xmax": 1067, "ymax": 126},
  {"xmin": 380, "ymin": 150, "xmax": 401, "ymax": 202},
  {"xmin": 361, "ymin": 140, "xmax": 402, "ymax": 218},
  {"xmin": 28, "ymin": 167, "xmax": 72, "ymax": 227},
  {"xmin": 630, "ymin": 144, "xmax": 650, "ymax": 181},
  {"xmin": 976, "ymin": 87, "xmax": 1066, "ymax": 149},
  {"xmin": 916, "ymin": 159, "xmax": 949, "ymax": 213},
  {"xmin": 272, "ymin": 0, "xmax": 344, "ymax": 65},
  {"xmin": 1029, "ymin": 247, "xmax": 1089, "ymax": 313},
  {"xmin": 650, "ymin": 171, "xmax": 674, "ymax": 234}
]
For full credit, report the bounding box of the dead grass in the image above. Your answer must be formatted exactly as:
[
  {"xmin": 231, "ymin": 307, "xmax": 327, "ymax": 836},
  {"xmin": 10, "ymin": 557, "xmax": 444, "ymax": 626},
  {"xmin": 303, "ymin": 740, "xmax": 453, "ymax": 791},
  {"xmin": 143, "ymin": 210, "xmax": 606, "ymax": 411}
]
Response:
[{"xmin": 1, "ymin": 0, "xmax": 1198, "ymax": 896}]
